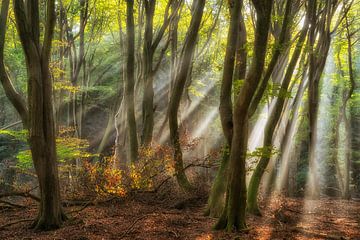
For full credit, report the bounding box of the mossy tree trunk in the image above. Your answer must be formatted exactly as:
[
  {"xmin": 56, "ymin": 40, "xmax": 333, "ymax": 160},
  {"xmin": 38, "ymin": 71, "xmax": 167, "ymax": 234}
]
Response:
[
  {"xmin": 214, "ymin": 0, "xmax": 273, "ymax": 231},
  {"xmin": 168, "ymin": 0, "xmax": 205, "ymax": 192},
  {"xmin": 205, "ymin": 0, "xmax": 245, "ymax": 217}
]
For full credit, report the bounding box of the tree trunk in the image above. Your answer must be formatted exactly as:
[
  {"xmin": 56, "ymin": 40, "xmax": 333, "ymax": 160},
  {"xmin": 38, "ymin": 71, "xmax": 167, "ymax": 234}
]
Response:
[
  {"xmin": 125, "ymin": 0, "xmax": 139, "ymax": 163},
  {"xmin": 343, "ymin": 16, "xmax": 356, "ymax": 199},
  {"xmin": 247, "ymin": 2, "xmax": 308, "ymax": 215},
  {"xmin": 141, "ymin": 1, "xmax": 156, "ymax": 146},
  {"xmin": 307, "ymin": 0, "xmax": 337, "ymax": 199},
  {"xmin": 141, "ymin": 0, "xmax": 179, "ymax": 146},
  {"xmin": 168, "ymin": 0, "xmax": 205, "ymax": 192},
  {"xmin": 205, "ymin": 0, "xmax": 243, "ymax": 218},
  {"xmin": 215, "ymin": 0, "xmax": 273, "ymax": 231},
  {"xmin": 13, "ymin": 0, "xmax": 66, "ymax": 230}
]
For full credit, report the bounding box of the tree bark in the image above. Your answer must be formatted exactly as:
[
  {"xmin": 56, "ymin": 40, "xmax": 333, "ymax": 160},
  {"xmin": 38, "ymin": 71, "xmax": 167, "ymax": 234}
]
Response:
[
  {"xmin": 307, "ymin": 0, "xmax": 339, "ymax": 198},
  {"xmin": 168, "ymin": 0, "xmax": 205, "ymax": 192},
  {"xmin": 13, "ymin": 0, "xmax": 66, "ymax": 230},
  {"xmin": 343, "ymin": 16, "xmax": 356, "ymax": 199},
  {"xmin": 141, "ymin": 0, "xmax": 179, "ymax": 146},
  {"xmin": 205, "ymin": 0, "xmax": 243, "ymax": 217},
  {"xmin": 125, "ymin": 0, "xmax": 139, "ymax": 163},
  {"xmin": 214, "ymin": 0, "xmax": 273, "ymax": 231},
  {"xmin": 247, "ymin": 0, "xmax": 308, "ymax": 215}
]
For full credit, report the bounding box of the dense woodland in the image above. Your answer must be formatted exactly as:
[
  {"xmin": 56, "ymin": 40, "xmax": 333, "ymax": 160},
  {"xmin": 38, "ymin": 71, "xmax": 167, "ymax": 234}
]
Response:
[{"xmin": 0, "ymin": 0, "xmax": 360, "ymax": 239}]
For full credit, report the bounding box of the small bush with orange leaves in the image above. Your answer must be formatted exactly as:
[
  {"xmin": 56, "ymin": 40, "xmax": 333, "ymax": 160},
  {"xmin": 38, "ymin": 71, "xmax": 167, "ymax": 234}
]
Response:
[{"xmin": 81, "ymin": 131, "xmax": 217, "ymax": 198}]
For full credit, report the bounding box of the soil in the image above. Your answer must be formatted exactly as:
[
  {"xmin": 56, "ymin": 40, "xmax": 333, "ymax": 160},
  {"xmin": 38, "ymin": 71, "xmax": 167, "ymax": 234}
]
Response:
[{"xmin": 1, "ymin": 195, "xmax": 359, "ymax": 240}]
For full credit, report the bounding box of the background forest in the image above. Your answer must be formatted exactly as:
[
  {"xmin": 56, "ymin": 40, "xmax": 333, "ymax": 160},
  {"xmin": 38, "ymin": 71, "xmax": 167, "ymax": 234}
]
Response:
[{"xmin": 0, "ymin": 0, "xmax": 360, "ymax": 239}]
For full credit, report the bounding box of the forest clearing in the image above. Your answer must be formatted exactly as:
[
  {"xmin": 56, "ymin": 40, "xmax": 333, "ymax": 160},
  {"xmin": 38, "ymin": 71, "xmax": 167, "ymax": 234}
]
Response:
[{"xmin": 1, "ymin": 0, "xmax": 360, "ymax": 239}]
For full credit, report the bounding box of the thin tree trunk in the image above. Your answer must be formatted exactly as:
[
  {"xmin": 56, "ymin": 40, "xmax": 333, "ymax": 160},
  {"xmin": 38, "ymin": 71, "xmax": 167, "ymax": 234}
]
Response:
[
  {"xmin": 141, "ymin": 0, "xmax": 179, "ymax": 146},
  {"xmin": 205, "ymin": 0, "xmax": 243, "ymax": 217},
  {"xmin": 0, "ymin": 0, "xmax": 28, "ymax": 128},
  {"xmin": 168, "ymin": 0, "xmax": 205, "ymax": 192},
  {"xmin": 247, "ymin": 1, "xmax": 307, "ymax": 215},
  {"xmin": 125, "ymin": 0, "xmax": 138, "ymax": 163}
]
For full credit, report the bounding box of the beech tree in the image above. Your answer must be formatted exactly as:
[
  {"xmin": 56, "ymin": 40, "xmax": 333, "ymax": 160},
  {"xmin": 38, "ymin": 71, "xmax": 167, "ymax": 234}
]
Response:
[
  {"xmin": 168, "ymin": 0, "xmax": 205, "ymax": 191},
  {"xmin": 125, "ymin": 0, "xmax": 138, "ymax": 163},
  {"xmin": 205, "ymin": 0, "xmax": 243, "ymax": 218},
  {"xmin": 141, "ymin": 0, "xmax": 180, "ymax": 146},
  {"xmin": 215, "ymin": 0, "xmax": 273, "ymax": 231},
  {"xmin": 10, "ymin": 0, "xmax": 66, "ymax": 230}
]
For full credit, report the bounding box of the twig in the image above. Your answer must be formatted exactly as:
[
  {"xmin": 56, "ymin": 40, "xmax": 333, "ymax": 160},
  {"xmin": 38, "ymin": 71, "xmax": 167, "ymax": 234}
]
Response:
[
  {"xmin": 68, "ymin": 201, "xmax": 94, "ymax": 214},
  {"xmin": 0, "ymin": 199, "xmax": 25, "ymax": 208},
  {"xmin": 118, "ymin": 215, "xmax": 147, "ymax": 239},
  {"xmin": 0, "ymin": 121, "xmax": 22, "ymax": 130},
  {"xmin": 67, "ymin": 197, "xmax": 116, "ymax": 214}
]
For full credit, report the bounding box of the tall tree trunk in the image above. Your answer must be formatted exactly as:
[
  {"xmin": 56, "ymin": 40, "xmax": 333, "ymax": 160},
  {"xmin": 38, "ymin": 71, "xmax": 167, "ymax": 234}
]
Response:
[
  {"xmin": 168, "ymin": 0, "xmax": 205, "ymax": 192},
  {"xmin": 307, "ymin": 0, "xmax": 320, "ymax": 199},
  {"xmin": 205, "ymin": 0, "xmax": 243, "ymax": 218},
  {"xmin": 215, "ymin": 0, "xmax": 273, "ymax": 231},
  {"xmin": 141, "ymin": 0, "xmax": 179, "ymax": 146},
  {"xmin": 13, "ymin": 0, "xmax": 66, "ymax": 230},
  {"xmin": 141, "ymin": 1, "xmax": 155, "ymax": 146},
  {"xmin": 276, "ymin": 66, "xmax": 308, "ymax": 195},
  {"xmin": 306, "ymin": 0, "xmax": 338, "ymax": 198},
  {"xmin": 343, "ymin": 16, "xmax": 355, "ymax": 199},
  {"xmin": 247, "ymin": 1, "xmax": 307, "ymax": 215},
  {"xmin": 125, "ymin": 0, "xmax": 138, "ymax": 163}
]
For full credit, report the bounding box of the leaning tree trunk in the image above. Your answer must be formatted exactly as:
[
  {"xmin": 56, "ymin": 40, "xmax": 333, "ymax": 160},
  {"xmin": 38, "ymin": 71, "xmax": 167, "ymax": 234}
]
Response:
[
  {"xmin": 168, "ymin": 0, "xmax": 205, "ymax": 192},
  {"xmin": 13, "ymin": 0, "xmax": 66, "ymax": 230},
  {"xmin": 214, "ymin": 0, "xmax": 273, "ymax": 231},
  {"xmin": 247, "ymin": 2, "xmax": 308, "ymax": 215}
]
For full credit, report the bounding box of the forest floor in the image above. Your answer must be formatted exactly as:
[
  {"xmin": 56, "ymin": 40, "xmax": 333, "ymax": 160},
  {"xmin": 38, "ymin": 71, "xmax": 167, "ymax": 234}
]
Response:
[{"xmin": 0, "ymin": 194, "xmax": 360, "ymax": 240}]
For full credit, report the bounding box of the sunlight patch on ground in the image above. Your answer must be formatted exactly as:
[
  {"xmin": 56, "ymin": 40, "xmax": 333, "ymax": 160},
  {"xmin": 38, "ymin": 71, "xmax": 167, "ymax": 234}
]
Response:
[{"xmin": 195, "ymin": 234, "xmax": 214, "ymax": 240}]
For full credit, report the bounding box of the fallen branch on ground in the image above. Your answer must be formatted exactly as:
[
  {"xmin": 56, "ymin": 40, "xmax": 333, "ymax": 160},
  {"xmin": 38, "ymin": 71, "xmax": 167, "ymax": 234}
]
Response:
[
  {"xmin": 0, "ymin": 190, "xmax": 40, "ymax": 202},
  {"xmin": 0, "ymin": 219, "xmax": 33, "ymax": 230},
  {"xmin": 0, "ymin": 199, "xmax": 25, "ymax": 208},
  {"xmin": 118, "ymin": 215, "xmax": 148, "ymax": 239}
]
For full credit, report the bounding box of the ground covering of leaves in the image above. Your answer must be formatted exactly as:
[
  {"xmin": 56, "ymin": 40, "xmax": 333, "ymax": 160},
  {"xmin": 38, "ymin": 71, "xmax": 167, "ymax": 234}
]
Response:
[{"xmin": 1, "ymin": 194, "xmax": 359, "ymax": 240}]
